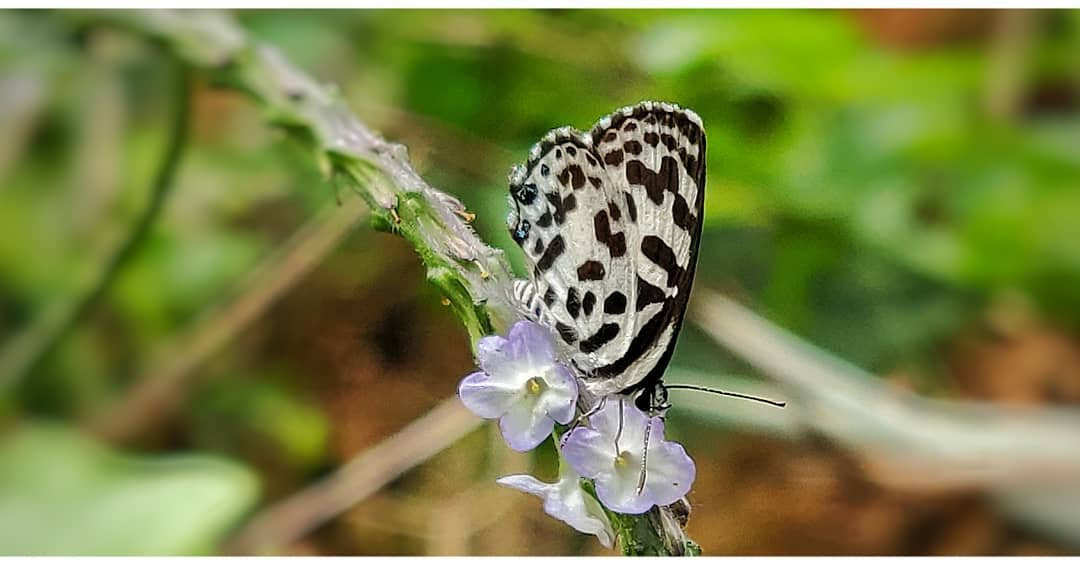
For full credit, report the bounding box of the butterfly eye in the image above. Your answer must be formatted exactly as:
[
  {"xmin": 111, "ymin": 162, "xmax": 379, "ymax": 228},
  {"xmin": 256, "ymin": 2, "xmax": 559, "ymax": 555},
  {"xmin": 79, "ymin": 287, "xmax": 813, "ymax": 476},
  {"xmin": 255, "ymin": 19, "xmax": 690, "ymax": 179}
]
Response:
[
  {"xmin": 511, "ymin": 219, "xmax": 531, "ymax": 243},
  {"xmin": 512, "ymin": 182, "xmax": 538, "ymax": 205}
]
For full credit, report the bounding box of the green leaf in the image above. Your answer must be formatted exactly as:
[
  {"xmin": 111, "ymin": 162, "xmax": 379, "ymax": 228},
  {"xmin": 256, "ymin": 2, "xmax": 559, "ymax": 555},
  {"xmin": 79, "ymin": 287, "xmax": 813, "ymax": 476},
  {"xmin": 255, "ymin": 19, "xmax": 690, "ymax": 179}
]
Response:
[{"xmin": 0, "ymin": 422, "xmax": 259, "ymax": 555}]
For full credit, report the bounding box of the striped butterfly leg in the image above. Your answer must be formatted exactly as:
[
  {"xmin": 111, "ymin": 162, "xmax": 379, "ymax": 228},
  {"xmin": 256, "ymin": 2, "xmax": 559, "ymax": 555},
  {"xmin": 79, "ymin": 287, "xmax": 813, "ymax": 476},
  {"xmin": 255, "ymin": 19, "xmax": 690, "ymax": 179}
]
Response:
[
  {"xmin": 559, "ymin": 394, "xmax": 608, "ymax": 448},
  {"xmin": 512, "ymin": 279, "xmax": 557, "ymax": 327},
  {"xmin": 635, "ymin": 381, "xmax": 671, "ymax": 495}
]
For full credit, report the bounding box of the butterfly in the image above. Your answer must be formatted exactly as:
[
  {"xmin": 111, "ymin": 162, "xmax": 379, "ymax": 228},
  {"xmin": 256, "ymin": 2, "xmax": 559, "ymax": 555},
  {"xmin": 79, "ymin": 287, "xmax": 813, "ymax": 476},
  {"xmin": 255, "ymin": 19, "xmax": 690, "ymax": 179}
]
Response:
[{"xmin": 506, "ymin": 101, "xmax": 706, "ymax": 415}]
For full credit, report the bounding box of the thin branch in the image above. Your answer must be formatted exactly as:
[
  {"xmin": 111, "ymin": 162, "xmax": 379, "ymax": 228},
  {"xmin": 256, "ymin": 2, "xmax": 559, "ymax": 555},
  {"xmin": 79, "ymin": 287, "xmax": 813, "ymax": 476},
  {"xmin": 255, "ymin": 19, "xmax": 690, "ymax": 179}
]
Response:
[
  {"xmin": 225, "ymin": 395, "xmax": 481, "ymax": 555},
  {"xmin": 690, "ymin": 288, "xmax": 1080, "ymax": 548},
  {"xmin": 691, "ymin": 288, "xmax": 1080, "ymax": 477},
  {"xmin": 0, "ymin": 59, "xmax": 192, "ymax": 392},
  {"xmin": 88, "ymin": 196, "xmax": 369, "ymax": 444}
]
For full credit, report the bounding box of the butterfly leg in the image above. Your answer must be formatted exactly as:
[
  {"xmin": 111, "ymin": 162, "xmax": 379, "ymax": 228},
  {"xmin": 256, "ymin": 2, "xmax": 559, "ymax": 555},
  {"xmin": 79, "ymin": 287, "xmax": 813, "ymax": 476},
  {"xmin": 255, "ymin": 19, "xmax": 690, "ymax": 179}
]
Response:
[
  {"xmin": 613, "ymin": 396, "xmax": 626, "ymax": 453},
  {"xmin": 636, "ymin": 414, "xmax": 653, "ymax": 495},
  {"xmin": 559, "ymin": 395, "xmax": 607, "ymax": 448},
  {"xmin": 511, "ymin": 279, "xmax": 554, "ymax": 326},
  {"xmin": 635, "ymin": 384, "xmax": 666, "ymax": 496}
]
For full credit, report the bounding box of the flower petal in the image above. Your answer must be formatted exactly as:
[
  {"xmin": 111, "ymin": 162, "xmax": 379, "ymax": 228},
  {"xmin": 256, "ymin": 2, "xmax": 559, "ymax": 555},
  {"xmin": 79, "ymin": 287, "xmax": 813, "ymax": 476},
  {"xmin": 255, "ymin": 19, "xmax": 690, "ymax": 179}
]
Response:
[
  {"xmin": 569, "ymin": 399, "xmax": 698, "ymax": 514},
  {"xmin": 535, "ymin": 364, "xmax": 578, "ymax": 424},
  {"xmin": 499, "ymin": 397, "xmax": 554, "ymax": 451},
  {"xmin": 496, "ymin": 468, "xmax": 615, "ymax": 549},
  {"xmin": 594, "ymin": 461, "xmax": 656, "ymax": 514},
  {"xmin": 641, "ymin": 424, "xmax": 696, "ymax": 508},
  {"xmin": 505, "ymin": 320, "xmax": 556, "ymax": 367},
  {"xmin": 458, "ymin": 371, "xmax": 522, "ymax": 419},
  {"xmin": 474, "ymin": 334, "xmax": 511, "ymax": 375},
  {"xmin": 547, "ymin": 469, "xmax": 615, "ymax": 549},
  {"xmin": 562, "ymin": 426, "xmax": 615, "ymax": 479},
  {"xmin": 496, "ymin": 474, "xmax": 552, "ymax": 498},
  {"xmin": 587, "ymin": 397, "xmax": 646, "ymax": 449}
]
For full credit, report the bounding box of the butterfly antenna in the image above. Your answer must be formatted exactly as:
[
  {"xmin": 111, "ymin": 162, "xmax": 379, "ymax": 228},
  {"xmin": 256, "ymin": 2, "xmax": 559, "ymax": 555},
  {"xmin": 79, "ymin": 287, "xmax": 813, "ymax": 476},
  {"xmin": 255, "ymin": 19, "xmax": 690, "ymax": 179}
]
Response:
[{"xmin": 665, "ymin": 384, "xmax": 786, "ymax": 408}]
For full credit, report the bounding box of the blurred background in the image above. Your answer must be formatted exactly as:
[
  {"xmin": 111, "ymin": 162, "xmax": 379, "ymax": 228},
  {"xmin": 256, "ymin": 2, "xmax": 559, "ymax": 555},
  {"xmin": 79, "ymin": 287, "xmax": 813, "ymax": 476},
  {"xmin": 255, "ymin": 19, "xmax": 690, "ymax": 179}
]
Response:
[{"xmin": 1, "ymin": 8, "xmax": 1080, "ymax": 556}]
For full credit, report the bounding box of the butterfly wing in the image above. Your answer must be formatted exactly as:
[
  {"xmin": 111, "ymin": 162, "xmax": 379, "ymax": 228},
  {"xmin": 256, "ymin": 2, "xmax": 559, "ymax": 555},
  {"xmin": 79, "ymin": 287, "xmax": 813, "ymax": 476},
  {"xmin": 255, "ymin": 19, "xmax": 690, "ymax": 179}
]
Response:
[
  {"xmin": 507, "ymin": 102, "xmax": 706, "ymax": 398},
  {"xmin": 507, "ymin": 128, "xmax": 635, "ymax": 365},
  {"xmin": 586, "ymin": 102, "xmax": 706, "ymax": 396}
]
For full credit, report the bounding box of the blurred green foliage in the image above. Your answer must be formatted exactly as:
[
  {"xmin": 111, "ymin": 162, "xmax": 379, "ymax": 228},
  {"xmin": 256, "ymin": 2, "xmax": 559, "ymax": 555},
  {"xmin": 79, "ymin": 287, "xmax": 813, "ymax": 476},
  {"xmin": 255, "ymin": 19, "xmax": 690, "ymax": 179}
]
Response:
[
  {"xmin": 0, "ymin": 8, "xmax": 1078, "ymax": 556},
  {"xmin": 0, "ymin": 423, "xmax": 258, "ymax": 555}
]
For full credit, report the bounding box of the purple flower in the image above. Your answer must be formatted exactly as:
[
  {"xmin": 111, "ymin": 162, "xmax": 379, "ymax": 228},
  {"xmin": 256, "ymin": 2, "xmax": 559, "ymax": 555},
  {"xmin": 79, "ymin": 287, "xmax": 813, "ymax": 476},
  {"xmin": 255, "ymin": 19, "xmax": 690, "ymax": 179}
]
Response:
[
  {"xmin": 496, "ymin": 464, "xmax": 615, "ymax": 548},
  {"xmin": 562, "ymin": 399, "xmax": 696, "ymax": 514},
  {"xmin": 458, "ymin": 320, "xmax": 578, "ymax": 451}
]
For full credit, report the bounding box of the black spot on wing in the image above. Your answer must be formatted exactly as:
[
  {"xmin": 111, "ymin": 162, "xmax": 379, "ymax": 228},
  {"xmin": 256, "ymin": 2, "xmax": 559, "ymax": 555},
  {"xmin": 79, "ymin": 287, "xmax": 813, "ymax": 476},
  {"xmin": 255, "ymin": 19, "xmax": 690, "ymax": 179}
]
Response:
[
  {"xmin": 537, "ymin": 211, "xmax": 552, "ymax": 228},
  {"xmin": 593, "ymin": 210, "xmax": 611, "ymax": 244},
  {"xmin": 642, "ymin": 235, "xmax": 684, "ymax": 288},
  {"xmin": 623, "ymin": 140, "xmax": 642, "ymax": 155},
  {"xmin": 545, "ymin": 192, "xmax": 566, "ymax": 225},
  {"xmin": 593, "ymin": 211, "xmax": 626, "ymax": 258},
  {"xmin": 555, "ymin": 322, "xmax": 577, "ymax": 345},
  {"xmin": 623, "ymin": 191, "xmax": 637, "ymax": 222},
  {"xmin": 626, "ymin": 156, "xmax": 680, "ymax": 206},
  {"xmin": 568, "ymin": 164, "xmax": 586, "ymax": 190},
  {"xmin": 577, "ymin": 260, "xmax": 606, "ymax": 281},
  {"xmin": 604, "ymin": 291, "xmax": 627, "ymax": 314},
  {"xmin": 608, "ymin": 201, "xmax": 621, "ymax": 221},
  {"xmin": 582, "ymin": 291, "xmax": 596, "ymax": 316},
  {"xmin": 679, "ymin": 150, "xmax": 699, "ymax": 192},
  {"xmin": 557, "ymin": 168, "xmax": 570, "ymax": 187},
  {"xmin": 536, "ymin": 235, "xmax": 565, "ymax": 272},
  {"xmin": 686, "ymin": 123, "xmax": 701, "ymax": 144},
  {"xmin": 595, "ymin": 302, "xmax": 671, "ymax": 378},
  {"xmin": 533, "ymin": 237, "xmax": 545, "ymax": 255},
  {"xmin": 644, "ymin": 131, "xmax": 659, "ymax": 147},
  {"xmin": 608, "ymin": 232, "xmax": 626, "ymax": 257},
  {"xmin": 512, "ymin": 182, "xmax": 538, "ymax": 205},
  {"xmin": 566, "ymin": 287, "xmax": 581, "ymax": 319},
  {"xmin": 604, "ymin": 149, "xmax": 624, "ymax": 166},
  {"xmin": 671, "ymin": 192, "xmax": 693, "ymax": 233},
  {"xmin": 579, "ymin": 323, "xmax": 619, "ymax": 354},
  {"xmin": 563, "ymin": 194, "xmax": 577, "ymax": 213},
  {"xmin": 543, "ymin": 286, "xmax": 556, "ymax": 307},
  {"xmin": 636, "ymin": 275, "xmax": 666, "ymax": 311}
]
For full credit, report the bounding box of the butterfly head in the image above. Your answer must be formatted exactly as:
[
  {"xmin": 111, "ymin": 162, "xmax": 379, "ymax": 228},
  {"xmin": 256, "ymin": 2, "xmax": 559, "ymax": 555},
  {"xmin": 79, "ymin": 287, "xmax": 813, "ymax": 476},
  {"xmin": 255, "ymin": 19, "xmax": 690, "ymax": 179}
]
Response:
[
  {"xmin": 633, "ymin": 380, "xmax": 670, "ymax": 415},
  {"xmin": 506, "ymin": 176, "xmax": 547, "ymax": 253}
]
